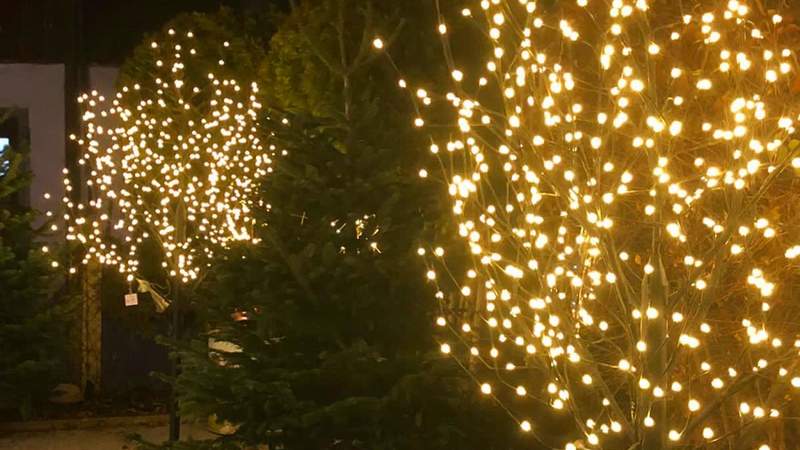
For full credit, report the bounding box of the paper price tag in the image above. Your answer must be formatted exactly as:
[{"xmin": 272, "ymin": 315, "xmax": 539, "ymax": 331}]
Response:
[{"xmin": 124, "ymin": 293, "xmax": 139, "ymax": 307}]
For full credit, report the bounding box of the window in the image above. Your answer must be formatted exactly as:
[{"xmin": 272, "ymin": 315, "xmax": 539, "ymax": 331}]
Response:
[
  {"xmin": 0, "ymin": 108, "xmax": 30, "ymax": 205},
  {"xmin": 0, "ymin": 136, "xmax": 10, "ymax": 176}
]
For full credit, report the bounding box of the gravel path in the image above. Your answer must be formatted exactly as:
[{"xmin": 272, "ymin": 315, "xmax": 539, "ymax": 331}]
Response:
[{"xmin": 0, "ymin": 421, "xmax": 213, "ymax": 450}]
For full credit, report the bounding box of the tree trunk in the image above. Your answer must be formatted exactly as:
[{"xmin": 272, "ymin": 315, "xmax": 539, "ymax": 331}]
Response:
[
  {"xmin": 169, "ymin": 201, "xmax": 187, "ymax": 441},
  {"xmin": 169, "ymin": 281, "xmax": 181, "ymax": 441}
]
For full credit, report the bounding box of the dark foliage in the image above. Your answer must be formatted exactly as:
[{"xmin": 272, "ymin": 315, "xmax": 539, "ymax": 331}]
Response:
[
  {"xmin": 162, "ymin": 1, "xmax": 530, "ymax": 449},
  {"xmin": 0, "ymin": 139, "xmax": 71, "ymax": 420}
]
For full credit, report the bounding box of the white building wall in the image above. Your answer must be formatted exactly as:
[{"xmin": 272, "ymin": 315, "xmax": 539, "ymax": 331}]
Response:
[
  {"xmin": 0, "ymin": 64, "xmax": 118, "ymax": 216},
  {"xmin": 0, "ymin": 64, "xmax": 65, "ymax": 215}
]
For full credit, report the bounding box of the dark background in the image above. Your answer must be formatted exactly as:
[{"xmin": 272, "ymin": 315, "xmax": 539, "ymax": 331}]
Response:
[{"xmin": 0, "ymin": 0, "xmax": 288, "ymax": 64}]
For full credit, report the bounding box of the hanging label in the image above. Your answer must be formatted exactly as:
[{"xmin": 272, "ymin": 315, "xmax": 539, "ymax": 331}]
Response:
[{"xmin": 124, "ymin": 293, "xmax": 139, "ymax": 306}]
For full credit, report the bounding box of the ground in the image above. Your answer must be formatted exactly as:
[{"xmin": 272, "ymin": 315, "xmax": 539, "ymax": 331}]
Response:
[{"xmin": 0, "ymin": 419, "xmax": 213, "ymax": 450}]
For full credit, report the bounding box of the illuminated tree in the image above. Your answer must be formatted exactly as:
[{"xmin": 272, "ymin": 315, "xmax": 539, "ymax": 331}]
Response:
[
  {"xmin": 53, "ymin": 22, "xmax": 273, "ymax": 439},
  {"xmin": 381, "ymin": 0, "xmax": 800, "ymax": 448},
  {"xmin": 58, "ymin": 25, "xmax": 272, "ymax": 293}
]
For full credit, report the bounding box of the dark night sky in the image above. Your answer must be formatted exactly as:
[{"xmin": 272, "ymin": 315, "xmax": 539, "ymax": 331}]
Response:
[{"xmin": 0, "ymin": 0, "xmax": 288, "ymax": 64}]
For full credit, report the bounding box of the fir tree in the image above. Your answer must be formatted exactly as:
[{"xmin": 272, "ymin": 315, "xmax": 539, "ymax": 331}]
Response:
[
  {"xmin": 0, "ymin": 136, "xmax": 69, "ymax": 420},
  {"xmin": 168, "ymin": 1, "xmax": 527, "ymax": 448}
]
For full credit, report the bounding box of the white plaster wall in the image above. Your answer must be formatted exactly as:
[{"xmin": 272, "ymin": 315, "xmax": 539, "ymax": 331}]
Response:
[
  {"xmin": 90, "ymin": 66, "xmax": 120, "ymax": 100},
  {"xmin": 0, "ymin": 64, "xmax": 65, "ymax": 215},
  {"xmin": 0, "ymin": 64, "xmax": 119, "ymax": 217}
]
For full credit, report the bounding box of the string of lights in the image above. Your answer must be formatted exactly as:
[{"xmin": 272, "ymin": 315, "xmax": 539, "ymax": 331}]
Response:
[
  {"xmin": 378, "ymin": 0, "xmax": 800, "ymax": 448},
  {"xmin": 50, "ymin": 27, "xmax": 274, "ymax": 288}
]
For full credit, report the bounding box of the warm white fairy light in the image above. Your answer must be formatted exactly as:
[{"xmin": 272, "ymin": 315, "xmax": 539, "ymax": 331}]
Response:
[
  {"xmin": 54, "ymin": 28, "xmax": 273, "ymax": 285},
  {"xmin": 379, "ymin": 0, "xmax": 800, "ymax": 447}
]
